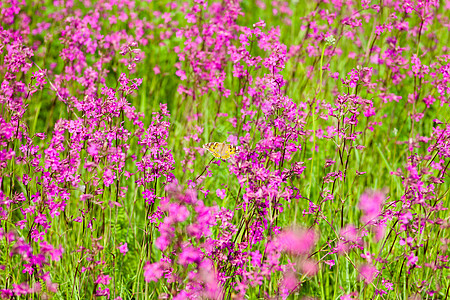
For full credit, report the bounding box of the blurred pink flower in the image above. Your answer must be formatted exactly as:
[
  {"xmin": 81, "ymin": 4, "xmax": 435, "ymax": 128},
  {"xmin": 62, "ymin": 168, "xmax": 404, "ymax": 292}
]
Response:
[
  {"xmin": 118, "ymin": 243, "xmax": 128, "ymax": 256},
  {"xmin": 358, "ymin": 264, "xmax": 378, "ymax": 284},
  {"xmin": 143, "ymin": 262, "xmax": 164, "ymax": 282},
  {"xmin": 281, "ymin": 271, "xmax": 298, "ymax": 293},
  {"xmin": 300, "ymin": 259, "xmax": 318, "ymax": 276},
  {"xmin": 278, "ymin": 228, "xmax": 317, "ymax": 256},
  {"xmin": 216, "ymin": 189, "xmax": 226, "ymax": 200},
  {"xmin": 358, "ymin": 189, "xmax": 386, "ymax": 225}
]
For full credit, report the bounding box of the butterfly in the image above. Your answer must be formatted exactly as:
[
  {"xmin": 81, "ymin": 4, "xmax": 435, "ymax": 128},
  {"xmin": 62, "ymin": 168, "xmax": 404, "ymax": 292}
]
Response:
[{"xmin": 202, "ymin": 142, "xmax": 238, "ymax": 160}]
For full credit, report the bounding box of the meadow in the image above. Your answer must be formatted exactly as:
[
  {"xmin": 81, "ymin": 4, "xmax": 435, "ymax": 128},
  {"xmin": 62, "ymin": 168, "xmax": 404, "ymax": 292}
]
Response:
[{"xmin": 0, "ymin": 0, "xmax": 449, "ymax": 299}]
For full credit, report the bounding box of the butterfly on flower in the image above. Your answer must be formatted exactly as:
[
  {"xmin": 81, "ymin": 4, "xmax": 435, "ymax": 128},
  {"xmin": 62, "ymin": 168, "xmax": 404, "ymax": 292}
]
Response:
[{"xmin": 202, "ymin": 142, "xmax": 238, "ymax": 160}]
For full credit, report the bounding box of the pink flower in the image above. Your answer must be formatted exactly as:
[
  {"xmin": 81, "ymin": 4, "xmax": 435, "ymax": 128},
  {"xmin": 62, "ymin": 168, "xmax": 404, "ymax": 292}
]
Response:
[
  {"xmin": 95, "ymin": 287, "xmax": 110, "ymax": 298},
  {"xmin": 175, "ymin": 69, "xmax": 186, "ymax": 80},
  {"xmin": 358, "ymin": 264, "xmax": 378, "ymax": 284},
  {"xmin": 278, "ymin": 228, "xmax": 317, "ymax": 256},
  {"xmin": 340, "ymin": 292, "xmax": 359, "ymax": 300},
  {"xmin": 95, "ymin": 274, "xmax": 112, "ymax": 285},
  {"xmin": 281, "ymin": 271, "xmax": 298, "ymax": 292},
  {"xmin": 178, "ymin": 245, "xmax": 202, "ymax": 266},
  {"xmin": 358, "ymin": 190, "xmax": 386, "ymax": 225},
  {"xmin": 22, "ymin": 264, "xmax": 34, "ymax": 275},
  {"xmin": 300, "ymin": 259, "xmax": 318, "ymax": 276},
  {"xmin": 216, "ymin": 189, "xmax": 226, "ymax": 200},
  {"xmin": 118, "ymin": 243, "xmax": 128, "ymax": 256},
  {"xmin": 143, "ymin": 262, "xmax": 164, "ymax": 282}
]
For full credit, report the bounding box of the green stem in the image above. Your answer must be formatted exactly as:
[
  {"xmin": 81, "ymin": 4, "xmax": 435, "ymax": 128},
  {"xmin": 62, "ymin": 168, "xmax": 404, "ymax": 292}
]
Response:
[{"xmin": 309, "ymin": 43, "xmax": 327, "ymax": 199}]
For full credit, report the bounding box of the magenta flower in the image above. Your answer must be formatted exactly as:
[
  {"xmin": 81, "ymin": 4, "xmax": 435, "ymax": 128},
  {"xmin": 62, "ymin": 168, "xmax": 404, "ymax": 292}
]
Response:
[
  {"xmin": 340, "ymin": 292, "xmax": 359, "ymax": 300},
  {"xmin": 118, "ymin": 243, "xmax": 128, "ymax": 256},
  {"xmin": 95, "ymin": 287, "xmax": 110, "ymax": 298},
  {"xmin": 95, "ymin": 274, "xmax": 112, "ymax": 285},
  {"xmin": 300, "ymin": 259, "xmax": 318, "ymax": 276},
  {"xmin": 281, "ymin": 271, "xmax": 298, "ymax": 294},
  {"xmin": 143, "ymin": 262, "xmax": 165, "ymax": 282},
  {"xmin": 216, "ymin": 189, "xmax": 226, "ymax": 200},
  {"xmin": 175, "ymin": 69, "xmax": 187, "ymax": 81},
  {"xmin": 358, "ymin": 189, "xmax": 386, "ymax": 225},
  {"xmin": 278, "ymin": 228, "xmax": 317, "ymax": 256},
  {"xmin": 358, "ymin": 264, "xmax": 378, "ymax": 284}
]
